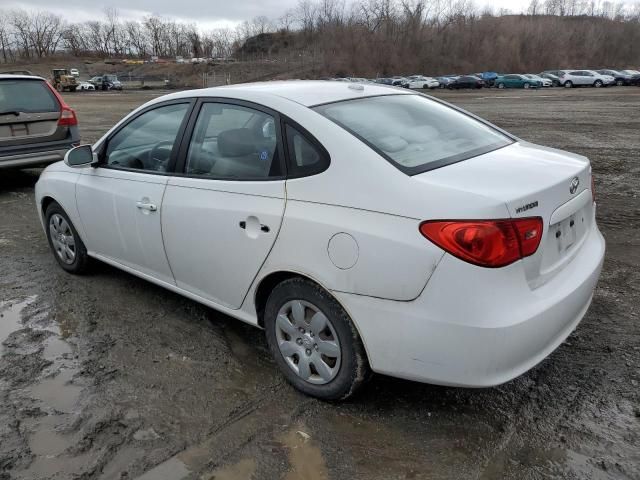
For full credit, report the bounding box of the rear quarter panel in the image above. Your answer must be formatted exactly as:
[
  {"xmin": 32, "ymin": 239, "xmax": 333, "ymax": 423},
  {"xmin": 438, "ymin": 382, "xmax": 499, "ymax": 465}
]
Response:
[{"xmin": 261, "ymin": 200, "xmax": 444, "ymax": 301}]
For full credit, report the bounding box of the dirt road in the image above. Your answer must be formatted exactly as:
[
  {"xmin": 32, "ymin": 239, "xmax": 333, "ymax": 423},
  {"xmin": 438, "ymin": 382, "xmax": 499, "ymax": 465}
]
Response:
[{"xmin": 1, "ymin": 87, "xmax": 639, "ymax": 479}]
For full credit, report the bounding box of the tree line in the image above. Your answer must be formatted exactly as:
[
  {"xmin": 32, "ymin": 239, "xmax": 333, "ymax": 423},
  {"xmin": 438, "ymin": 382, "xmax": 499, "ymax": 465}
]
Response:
[{"xmin": 0, "ymin": 0, "xmax": 639, "ymax": 75}]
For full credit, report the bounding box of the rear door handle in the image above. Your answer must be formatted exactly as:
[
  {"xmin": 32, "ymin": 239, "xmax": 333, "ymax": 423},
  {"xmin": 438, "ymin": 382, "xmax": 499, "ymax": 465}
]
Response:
[
  {"xmin": 136, "ymin": 201, "xmax": 157, "ymax": 212},
  {"xmin": 239, "ymin": 220, "xmax": 270, "ymax": 233}
]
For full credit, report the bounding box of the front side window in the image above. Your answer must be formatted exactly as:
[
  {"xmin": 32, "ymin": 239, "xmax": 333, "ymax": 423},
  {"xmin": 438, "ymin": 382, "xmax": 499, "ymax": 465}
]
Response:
[
  {"xmin": 314, "ymin": 94, "xmax": 512, "ymax": 174},
  {"xmin": 105, "ymin": 103, "xmax": 189, "ymax": 172},
  {"xmin": 185, "ymin": 102, "xmax": 281, "ymax": 179}
]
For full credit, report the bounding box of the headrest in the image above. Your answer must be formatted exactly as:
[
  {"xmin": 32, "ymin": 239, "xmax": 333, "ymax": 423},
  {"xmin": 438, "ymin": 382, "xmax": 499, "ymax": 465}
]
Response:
[{"xmin": 218, "ymin": 128, "xmax": 258, "ymax": 157}]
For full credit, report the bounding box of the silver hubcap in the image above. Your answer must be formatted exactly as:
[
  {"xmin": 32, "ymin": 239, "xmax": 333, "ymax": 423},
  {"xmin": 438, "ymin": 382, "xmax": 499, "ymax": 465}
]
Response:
[
  {"xmin": 49, "ymin": 214, "xmax": 76, "ymax": 265},
  {"xmin": 275, "ymin": 300, "xmax": 341, "ymax": 385}
]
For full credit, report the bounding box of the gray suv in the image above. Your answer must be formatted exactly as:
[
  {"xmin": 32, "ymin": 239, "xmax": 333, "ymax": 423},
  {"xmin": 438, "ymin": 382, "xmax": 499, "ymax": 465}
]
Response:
[{"xmin": 0, "ymin": 75, "xmax": 79, "ymax": 169}]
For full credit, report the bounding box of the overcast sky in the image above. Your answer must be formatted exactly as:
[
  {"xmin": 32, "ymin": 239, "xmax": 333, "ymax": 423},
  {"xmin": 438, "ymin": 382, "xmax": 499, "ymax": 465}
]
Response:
[{"xmin": 1, "ymin": 0, "xmax": 539, "ymax": 30}]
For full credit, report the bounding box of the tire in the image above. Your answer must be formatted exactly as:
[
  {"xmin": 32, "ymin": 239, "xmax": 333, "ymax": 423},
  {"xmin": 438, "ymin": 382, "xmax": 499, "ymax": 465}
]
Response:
[
  {"xmin": 594, "ymin": 80, "xmax": 603, "ymax": 88},
  {"xmin": 523, "ymin": 83, "xmax": 530, "ymax": 89},
  {"xmin": 616, "ymin": 79, "xmax": 624, "ymax": 86},
  {"xmin": 264, "ymin": 278, "xmax": 370, "ymax": 400},
  {"xmin": 564, "ymin": 80, "xmax": 573, "ymax": 88},
  {"xmin": 497, "ymin": 82, "xmax": 505, "ymax": 89},
  {"xmin": 44, "ymin": 202, "xmax": 90, "ymax": 274},
  {"xmin": 55, "ymin": 83, "xmax": 63, "ymax": 92}
]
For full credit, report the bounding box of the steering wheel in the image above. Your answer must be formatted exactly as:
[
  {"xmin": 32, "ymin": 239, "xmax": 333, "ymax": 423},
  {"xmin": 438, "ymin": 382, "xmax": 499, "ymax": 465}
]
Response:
[{"xmin": 148, "ymin": 141, "xmax": 174, "ymax": 171}]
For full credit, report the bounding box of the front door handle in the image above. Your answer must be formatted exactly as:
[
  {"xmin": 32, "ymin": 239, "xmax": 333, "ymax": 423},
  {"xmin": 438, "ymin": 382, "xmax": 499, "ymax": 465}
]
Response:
[{"xmin": 136, "ymin": 201, "xmax": 157, "ymax": 212}]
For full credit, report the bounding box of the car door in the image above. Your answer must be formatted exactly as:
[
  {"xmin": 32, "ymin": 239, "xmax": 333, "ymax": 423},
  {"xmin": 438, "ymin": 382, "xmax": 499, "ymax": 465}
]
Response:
[
  {"xmin": 76, "ymin": 100, "xmax": 193, "ymax": 284},
  {"xmin": 161, "ymin": 99, "xmax": 286, "ymax": 309}
]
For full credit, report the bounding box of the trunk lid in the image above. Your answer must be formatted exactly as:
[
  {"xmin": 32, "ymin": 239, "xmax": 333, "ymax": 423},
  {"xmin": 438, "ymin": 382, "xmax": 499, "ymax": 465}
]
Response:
[
  {"xmin": 0, "ymin": 78, "xmax": 65, "ymax": 149},
  {"xmin": 414, "ymin": 141, "xmax": 594, "ymax": 287}
]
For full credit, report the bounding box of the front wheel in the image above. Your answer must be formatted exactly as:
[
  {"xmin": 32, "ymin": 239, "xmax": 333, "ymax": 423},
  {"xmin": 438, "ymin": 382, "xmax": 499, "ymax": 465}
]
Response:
[
  {"xmin": 45, "ymin": 202, "xmax": 90, "ymax": 274},
  {"xmin": 264, "ymin": 278, "xmax": 370, "ymax": 400},
  {"xmin": 523, "ymin": 83, "xmax": 530, "ymax": 89},
  {"xmin": 594, "ymin": 80, "xmax": 603, "ymax": 88}
]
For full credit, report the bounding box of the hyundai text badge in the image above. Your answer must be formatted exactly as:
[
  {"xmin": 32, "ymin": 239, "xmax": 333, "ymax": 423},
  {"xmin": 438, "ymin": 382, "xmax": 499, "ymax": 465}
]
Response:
[{"xmin": 569, "ymin": 177, "xmax": 580, "ymax": 194}]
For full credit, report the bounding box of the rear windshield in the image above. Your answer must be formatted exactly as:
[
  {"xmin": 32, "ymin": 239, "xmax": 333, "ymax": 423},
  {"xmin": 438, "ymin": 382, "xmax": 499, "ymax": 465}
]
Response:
[
  {"xmin": 313, "ymin": 94, "xmax": 512, "ymax": 174},
  {"xmin": 0, "ymin": 79, "xmax": 59, "ymax": 113}
]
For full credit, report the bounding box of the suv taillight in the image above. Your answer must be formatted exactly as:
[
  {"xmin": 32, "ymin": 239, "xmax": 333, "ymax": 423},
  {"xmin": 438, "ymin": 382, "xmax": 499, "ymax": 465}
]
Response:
[
  {"xmin": 419, "ymin": 218, "xmax": 543, "ymax": 268},
  {"xmin": 45, "ymin": 80, "xmax": 78, "ymax": 127},
  {"xmin": 58, "ymin": 106, "xmax": 78, "ymax": 127}
]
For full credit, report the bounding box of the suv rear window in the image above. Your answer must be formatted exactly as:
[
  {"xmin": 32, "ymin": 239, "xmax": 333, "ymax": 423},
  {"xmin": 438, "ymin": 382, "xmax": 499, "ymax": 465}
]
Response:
[
  {"xmin": 314, "ymin": 94, "xmax": 512, "ymax": 174},
  {"xmin": 0, "ymin": 79, "xmax": 59, "ymax": 113}
]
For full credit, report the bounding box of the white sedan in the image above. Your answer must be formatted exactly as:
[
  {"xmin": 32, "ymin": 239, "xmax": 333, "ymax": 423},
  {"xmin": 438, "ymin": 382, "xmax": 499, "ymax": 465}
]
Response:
[
  {"xmin": 35, "ymin": 81, "xmax": 605, "ymax": 400},
  {"xmin": 405, "ymin": 75, "xmax": 440, "ymax": 89},
  {"xmin": 77, "ymin": 81, "xmax": 95, "ymax": 91}
]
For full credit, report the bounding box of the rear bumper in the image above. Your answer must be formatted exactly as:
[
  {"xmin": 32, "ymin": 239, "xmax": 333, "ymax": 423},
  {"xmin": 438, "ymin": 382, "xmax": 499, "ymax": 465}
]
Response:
[
  {"xmin": 0, "ymin": 148, "xmax": 69, "ymax": 169},
  {"xmin": 0, "ymin": 128, "xmax": 78, "ymax": 169},
  {"xmin": 334, "ymin": 221, "xmax": 605, "ymax": 387}
]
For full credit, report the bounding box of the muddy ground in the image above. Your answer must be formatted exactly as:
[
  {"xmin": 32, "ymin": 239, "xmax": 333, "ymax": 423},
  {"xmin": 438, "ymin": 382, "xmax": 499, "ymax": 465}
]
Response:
[{"xmin": 1, "ymin": 87, "xmax": 639, "ymax": 480}]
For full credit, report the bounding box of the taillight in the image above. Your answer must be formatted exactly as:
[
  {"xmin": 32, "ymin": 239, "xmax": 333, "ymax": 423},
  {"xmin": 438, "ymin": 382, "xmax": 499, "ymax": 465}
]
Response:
[
  {"xmin": 590, "ymin": 175, "xmax": 596, "ymax": 203},
  {"xmin": 419, "ymin": 217, "xmax": 543, "ymax": 268},
  {"xmin": 58, "ymin": 106, "xmax": 77, "ymax": 127},
  {"xmin": 44, "ymin": 80, "xmax": 78, "ymax": 127}
]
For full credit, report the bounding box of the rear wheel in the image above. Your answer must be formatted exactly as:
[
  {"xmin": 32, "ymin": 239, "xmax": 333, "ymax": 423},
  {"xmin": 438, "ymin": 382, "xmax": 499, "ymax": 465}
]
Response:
[
  {"xmin": 564, "ymin": 80, "xmax": 573, "ymax": 88},
  {"xmin": 616, "ymin": 79, "xmax": 624, "ymax": 86},
  {"xmin": 264, "ymin": 278, "xmax": 370, "ymax": 400},
  {"xmin": 45, "ymin": 202, "xmax": 90, "ymax": 274},
  {"xmin": 497, "ymin": 82, "xmax": 505, "ymax": 89}
]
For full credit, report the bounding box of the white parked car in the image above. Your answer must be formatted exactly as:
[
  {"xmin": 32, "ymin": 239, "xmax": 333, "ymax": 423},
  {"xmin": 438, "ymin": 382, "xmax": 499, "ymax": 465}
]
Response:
[
  {"xmin": 524, "ymin": 74, "xmax": 552, "ymax": 87},
  {"xmin": 405, "ymin": 75, "xmax": 440, "ymax": 89},
  {"xmin": 546, "ymin": 70, "xmax": 615, "ymax": 88},
  {"xmin": 35, "ymin": 81, "xmax": 604, "ymax": 400},
  {"xmin": 77, "ymin": 81, "xmax": 95, "ymax": 91}
]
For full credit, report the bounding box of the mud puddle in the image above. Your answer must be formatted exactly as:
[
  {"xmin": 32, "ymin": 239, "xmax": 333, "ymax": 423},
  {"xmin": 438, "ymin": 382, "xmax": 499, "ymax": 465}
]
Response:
[
  {"xmin": 1, "ymin": 296, "xmax": 88, "ymax": 479},
  {"xmin": 0, "ymin": 296, "xmax": 36, "ymax": 355}
]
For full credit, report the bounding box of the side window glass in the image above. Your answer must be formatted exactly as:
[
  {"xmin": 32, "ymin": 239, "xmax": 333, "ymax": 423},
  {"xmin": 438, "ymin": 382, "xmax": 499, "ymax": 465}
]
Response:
[
  {"xmin": 105, "ymin": 103, "xmax": 189, "ymax": 172},
  {"xmin": 185, "ymin": 103, "xmax": 281, "ymax": 179},
  {"xmin": 285, "ymin": 124, "xmax": 329, "ymax": 177}
]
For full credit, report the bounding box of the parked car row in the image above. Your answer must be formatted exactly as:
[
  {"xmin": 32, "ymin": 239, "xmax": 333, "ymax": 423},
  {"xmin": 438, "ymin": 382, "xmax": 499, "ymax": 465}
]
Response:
[{"xmin": 330, "ymin": 68, "xmax": 640, "ymax": 90}]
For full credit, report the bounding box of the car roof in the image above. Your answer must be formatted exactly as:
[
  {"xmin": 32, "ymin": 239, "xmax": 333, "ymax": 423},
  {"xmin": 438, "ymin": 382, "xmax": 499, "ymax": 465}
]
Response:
[
  {"xmin": 0, "ymin": 74, "xmax": 46, "ymax": 81},
  {"xmin": 164, "ymin": 80, "xmax": 413, "ymax": 107}
]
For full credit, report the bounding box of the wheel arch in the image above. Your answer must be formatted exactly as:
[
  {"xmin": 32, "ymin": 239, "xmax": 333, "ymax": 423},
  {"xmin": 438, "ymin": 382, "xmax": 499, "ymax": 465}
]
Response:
[{"xmin": 252, "ymin": 269, "xmax": 374, "ymax": 376}]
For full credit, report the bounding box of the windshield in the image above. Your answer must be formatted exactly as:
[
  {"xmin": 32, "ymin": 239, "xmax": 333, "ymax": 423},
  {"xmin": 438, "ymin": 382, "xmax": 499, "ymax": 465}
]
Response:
[{"xmin": 314, "ymin": 94, "xmax": 512, "ymax": 174}]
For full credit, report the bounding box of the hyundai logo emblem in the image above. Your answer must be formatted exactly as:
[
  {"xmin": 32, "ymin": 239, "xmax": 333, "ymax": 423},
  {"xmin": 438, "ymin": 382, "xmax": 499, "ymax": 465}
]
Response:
[{"xmin": 569, "ymin": 177, "xmax": 580, "ymax": 194}]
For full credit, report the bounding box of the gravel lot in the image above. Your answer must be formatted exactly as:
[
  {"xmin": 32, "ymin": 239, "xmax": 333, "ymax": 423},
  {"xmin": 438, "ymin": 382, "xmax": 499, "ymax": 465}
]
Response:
[{"xmin": 1, "ymin": 87, "xmax": 639, "ymax": 480}]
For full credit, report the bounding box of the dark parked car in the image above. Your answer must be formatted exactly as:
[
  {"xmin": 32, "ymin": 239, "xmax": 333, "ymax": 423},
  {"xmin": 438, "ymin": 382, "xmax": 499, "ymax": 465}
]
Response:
[
  {"xmin": 447, "ymin": 75, "xmax": 485, "ymax": 89},
  {"xmin": 619, "ymin": 70, "xmax": 640, "ymax": 85},
  {"xmin": 374, "ymin": 78, "xmax": 394, "ymax": 86},
  {"xmin": 89, "ymin": 75, "xmax": 123, "ymax": 90},
  {"xmin": 0, "ymin": 75, "xmax": 79, "ymax": 169},
  {"xmin": 596, "ymin": 69, "xmax": 634, "ymax": 86}
]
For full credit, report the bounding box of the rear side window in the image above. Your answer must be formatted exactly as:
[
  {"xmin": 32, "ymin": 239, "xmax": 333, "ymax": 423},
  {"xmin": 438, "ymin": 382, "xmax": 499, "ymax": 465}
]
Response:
[
  {"xmin": 285, "ymin": 124, "xmax": 329, "ymax": 177},
  {"xmin": 185, "ymin": 102, "xmax": 282, "ymax": 179},
  {"xmin": 314, "ymin": 94, "xmax": 512, "ymax": 174},
  {"xmin": 0, "ymin": 79, "xmax": 59, "ymax": 113}
]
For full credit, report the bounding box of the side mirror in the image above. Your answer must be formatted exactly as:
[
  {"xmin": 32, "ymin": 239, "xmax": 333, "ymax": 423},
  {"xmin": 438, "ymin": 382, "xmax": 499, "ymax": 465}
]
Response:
[{"xmin": 64, "ymin": 144, "xmax": 97, "ymax": 167}]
